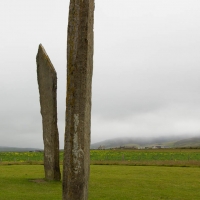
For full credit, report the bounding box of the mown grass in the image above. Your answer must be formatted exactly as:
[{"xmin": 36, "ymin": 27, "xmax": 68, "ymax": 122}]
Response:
[
  {"xmin": 90, "ymin": 160, "xmax": 200, "ymax": 167},
  {"xmin": 90, "ymin": 165, "xmax": 200, "ymax": 200},
  {"xmin": 1, "ymin": 165, "xmax": 200, "ymax": 200},
  {"xmin": 0, "ymin": 165, "xmax": 61, "ymax": 200}
]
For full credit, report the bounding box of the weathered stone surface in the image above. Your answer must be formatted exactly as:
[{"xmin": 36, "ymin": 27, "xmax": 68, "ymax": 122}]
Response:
[
  {"xmin": 36, "ymin": 44, "xmax": 61, "ymax": 181},
  {"xmin": 63, "ymin": 0, "xmax": 94, "ymax": 199}
]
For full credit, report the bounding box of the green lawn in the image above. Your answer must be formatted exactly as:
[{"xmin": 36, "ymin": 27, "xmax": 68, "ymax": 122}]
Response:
[{"xmin": 0, "ymin": 165, "xmax": 200, "ymax": 200}]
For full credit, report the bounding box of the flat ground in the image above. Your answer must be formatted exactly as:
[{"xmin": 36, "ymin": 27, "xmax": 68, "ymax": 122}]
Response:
[{"xmin": 0, "ymin": 165, "xmax": 200, "ymax": 200}]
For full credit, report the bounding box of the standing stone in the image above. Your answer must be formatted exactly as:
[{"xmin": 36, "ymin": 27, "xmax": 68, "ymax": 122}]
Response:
[
  {"xmin": 36, "ymin": 44, "xmax": 61, "ymax": 181},
  {"xmin": 63, "ymin": 0, "xmax": 94, "ymax": 199}
]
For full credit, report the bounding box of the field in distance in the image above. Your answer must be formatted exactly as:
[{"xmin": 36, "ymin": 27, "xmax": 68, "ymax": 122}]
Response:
[{"xmin": 1, "ymin": 149, "xmax": 200, "ymax": 167}]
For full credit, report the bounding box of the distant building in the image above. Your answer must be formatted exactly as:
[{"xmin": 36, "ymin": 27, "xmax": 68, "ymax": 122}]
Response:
[
  {"xmin": 98, "ymin": 145, "xmax": 105, "ymax": 150},
  {"xmin": 152, "ymin": 146, "xmax": 162, "ymax": 149}
]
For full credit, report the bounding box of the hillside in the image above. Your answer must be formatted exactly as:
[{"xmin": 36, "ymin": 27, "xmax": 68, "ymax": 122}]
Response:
[
  {"xmin": 173, "ymin": 137, "xmax": 200, "ymax": 148},
  {"xmin": 1, "ymin": 136, "xmax": 200, "ymax": 151},
  {"xmin": 90, "ymin": 136, "xmax": 200, "ymax": 149}
]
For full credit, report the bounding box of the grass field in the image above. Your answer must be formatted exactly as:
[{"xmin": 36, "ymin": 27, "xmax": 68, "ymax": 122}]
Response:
[
  {"xmin": 1, "ymin": 165, "xmax": 200, "ymax": 200},
  {"xmin": 1, "ymin": 149, "xmax": 200, "ymax": 167}
]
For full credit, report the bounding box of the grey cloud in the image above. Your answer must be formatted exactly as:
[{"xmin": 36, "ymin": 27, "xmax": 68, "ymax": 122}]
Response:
[{"xmin": 1, "ymin": 0, "xmax": 200, "ymax": 147}]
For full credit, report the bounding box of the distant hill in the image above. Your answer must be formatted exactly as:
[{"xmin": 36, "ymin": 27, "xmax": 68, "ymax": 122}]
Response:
[
  {"xmin": 90, "ymin": 136, "xmax": 200, "ymax": 149},
  {"xmin": 173, "ymin": 137, "xmax": 200, "ymax": 148},
  {"xmin": 1, "ymin": 136, "xmax": 200, "ymax": 152},
  {"xmin": 0, "ymin": 146, "xmax": 42, "ymax": 152}
]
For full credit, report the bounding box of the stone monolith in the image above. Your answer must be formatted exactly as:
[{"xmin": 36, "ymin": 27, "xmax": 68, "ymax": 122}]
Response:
[
  {"xmin": 36, "ymin": 44, "xmax": 61, "ymax": 181},
  {"xmin": 63, "ymin": 0, "xmax": 94, "ymax": 199}
]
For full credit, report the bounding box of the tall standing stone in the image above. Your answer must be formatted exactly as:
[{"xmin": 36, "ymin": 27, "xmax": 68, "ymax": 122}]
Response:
[
  {"xmin": 36, "ymin": 44, "xmax": 61, "ymax": 181},
  {"xmin": 63, "ymin": 0, "xmax": 94, "ymax": 199}
]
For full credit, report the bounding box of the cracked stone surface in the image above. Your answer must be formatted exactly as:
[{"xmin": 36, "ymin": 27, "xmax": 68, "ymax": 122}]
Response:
[{"xmin": 63, "ymin": 0, "xmax": 94, "ymax": 199}]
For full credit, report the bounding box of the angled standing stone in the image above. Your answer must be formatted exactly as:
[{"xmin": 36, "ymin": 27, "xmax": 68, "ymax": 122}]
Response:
[
  {"xmin": 36, "ymin": 44, "xmax": 61, "ymax": 181},
  {"xmin": 63, "ymin": 0, "xmax": 94, "ymax": 199}
]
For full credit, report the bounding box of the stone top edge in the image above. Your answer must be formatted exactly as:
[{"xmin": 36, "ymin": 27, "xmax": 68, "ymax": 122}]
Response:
[{"xmin": 38, "ymin": 44, "xmax": 57, "ymax": 75}]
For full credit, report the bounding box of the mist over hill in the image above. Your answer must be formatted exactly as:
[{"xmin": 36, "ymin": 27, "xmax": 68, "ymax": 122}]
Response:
[
  {"xmin": 173, "ymin": 137, "xmax": 200, "ymax": 148},
  {"xmin": 1, "ymin": 135, "xmax": 200, "ymax": 151},
  {"xmin": 90, "ymin": 135, "xmax": 200, "ymax": 149},
  {"xmin": 0, "ymin": 146, "xmax": 42, "ymax": 152}
]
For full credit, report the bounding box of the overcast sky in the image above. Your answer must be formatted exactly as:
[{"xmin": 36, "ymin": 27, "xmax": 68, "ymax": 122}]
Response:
[{"xmin": 1, "ymin": 0, "xmax": 200, "ymax": 148}]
